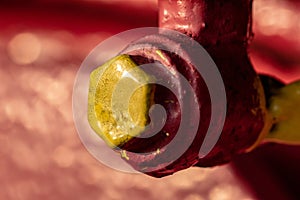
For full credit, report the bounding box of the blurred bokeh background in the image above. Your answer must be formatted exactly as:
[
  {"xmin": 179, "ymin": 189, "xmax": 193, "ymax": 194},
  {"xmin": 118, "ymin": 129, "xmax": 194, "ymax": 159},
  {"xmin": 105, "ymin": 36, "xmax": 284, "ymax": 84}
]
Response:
[{"xmin": 0, "ymin": 0, "xmax": 299, "ymax": 199}]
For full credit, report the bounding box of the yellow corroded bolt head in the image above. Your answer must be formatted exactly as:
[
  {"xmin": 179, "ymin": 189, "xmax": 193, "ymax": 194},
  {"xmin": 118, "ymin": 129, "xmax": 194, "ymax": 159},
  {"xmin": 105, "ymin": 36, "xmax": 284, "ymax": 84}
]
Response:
[
  {"xmin": 267, "ymin": 81, "xmax": 300, "ymax": 145},
  {"xmin": 88, "ymin": 54, "xmax": 154, "ymax": 148}
]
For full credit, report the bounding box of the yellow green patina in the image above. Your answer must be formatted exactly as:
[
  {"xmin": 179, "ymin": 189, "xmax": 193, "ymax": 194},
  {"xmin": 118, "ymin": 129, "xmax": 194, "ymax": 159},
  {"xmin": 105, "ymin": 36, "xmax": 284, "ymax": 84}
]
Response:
[
  {"xmin": 266, "ymin": 81, "xmax": 300, "ymax": 145},
  {"xmin": 88, "ymin": 54, "xmax": 154, "ymax": 148},
  {"xmin": 246, "ymin": 76, "xmax": 272, "ymax": 152}
]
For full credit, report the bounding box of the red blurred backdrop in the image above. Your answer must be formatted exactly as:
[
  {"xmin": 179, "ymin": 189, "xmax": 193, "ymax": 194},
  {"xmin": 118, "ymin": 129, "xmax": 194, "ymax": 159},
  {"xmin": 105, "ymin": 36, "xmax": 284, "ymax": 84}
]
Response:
[{"xmin": 0, "ymin": 0, "xmax": 299, "ymax": 199}]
